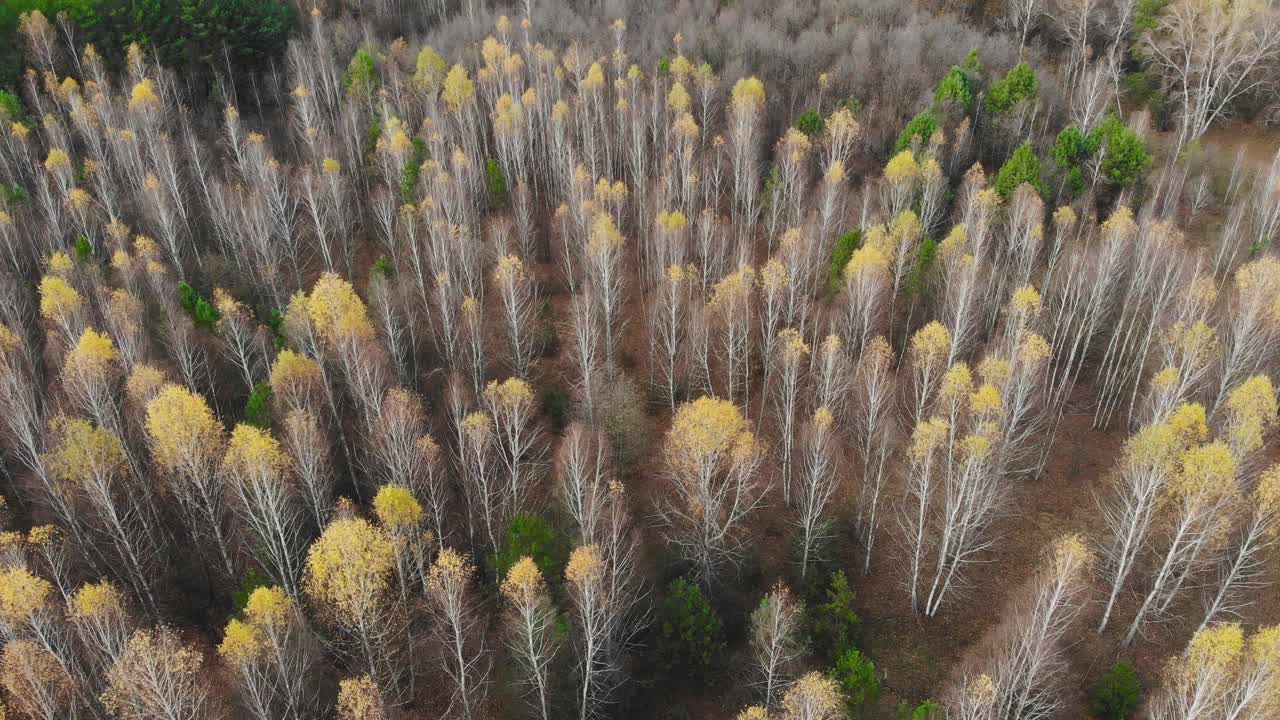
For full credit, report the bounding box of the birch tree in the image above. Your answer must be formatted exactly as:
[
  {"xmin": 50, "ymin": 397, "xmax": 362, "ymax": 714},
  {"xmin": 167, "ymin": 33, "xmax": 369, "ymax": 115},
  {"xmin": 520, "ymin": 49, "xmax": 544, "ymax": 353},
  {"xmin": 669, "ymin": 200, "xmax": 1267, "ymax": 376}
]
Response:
[
  {"xmin": 749, "ymin": 582, "xmax": 805, "ymax": 709},
  {"xmin": 656, "ymin": 397, "xmax": 768, "ymax": 583}
]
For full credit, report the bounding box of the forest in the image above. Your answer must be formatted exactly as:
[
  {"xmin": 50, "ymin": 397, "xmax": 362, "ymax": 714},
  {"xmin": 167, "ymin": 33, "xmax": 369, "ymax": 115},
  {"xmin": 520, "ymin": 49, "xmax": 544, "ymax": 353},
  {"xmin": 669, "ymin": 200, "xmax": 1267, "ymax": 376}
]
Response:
[{"xmin": 0, "ymin": 0, "xmax": 1279, "ymax": 718}]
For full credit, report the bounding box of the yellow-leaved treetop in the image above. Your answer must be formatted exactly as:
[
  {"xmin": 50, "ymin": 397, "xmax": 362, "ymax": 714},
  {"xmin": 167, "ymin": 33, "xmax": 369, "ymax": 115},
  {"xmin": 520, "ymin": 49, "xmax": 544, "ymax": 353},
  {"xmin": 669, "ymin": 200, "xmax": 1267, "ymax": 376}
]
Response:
[
  {"xmin": 38, "ymin": 274, "xmax": 82, "ymax": 324},
  {"xmin": 304, "ymin": 273, "xmax": 374, "ymax": 346},
  {"xmin": 218, "ymin": 618, "xmax": 262, "ymax": 666},
  {"xmin": 145, "ymin": 384, "xmax": 225, "ymax": 476},
  {"xmin": 660, "ymin": 396, "xmax": 766, "ymax": 581},
  {"xmin": 373, "ymin": 486, "xmax": 423, "ymax": 530},
  {"xmin": 269, "ymin": 349, "xmax": 323, "ymax": 413},
  {"xmin": 68, "ymin": 580, "xmax": 125, "ymax": 622},
  {"xmin": 223, "ymin": 423, "xmax": 291, "ymax": 480},
  {"xmin": 1223, "ymin": 375, "xmax": 1277, "ymax": 460},
  {"xmin": 500, "ymin": 556, "xmax": 545, "ymax": 605},
  {"xmin": 0, "ymin": 567, "xmax": 50, "ymax": 622},
  {"xmin": 731, "ymin": 76, "xmax": 766, "ymax": 112},
  {"xmin": 666, "ymin": 396, "xmax": 752, "ymax": 474},
  {"xmin": 305, "ymin": 517, "xmax": 395, "ymax": 623},
  {"xmin": 441, "ymin": 64, "xmax": 475, "ymax": 112},
  {"xmin": 337, "ymin": 674, "xmax": 385, "ymax": 720}
]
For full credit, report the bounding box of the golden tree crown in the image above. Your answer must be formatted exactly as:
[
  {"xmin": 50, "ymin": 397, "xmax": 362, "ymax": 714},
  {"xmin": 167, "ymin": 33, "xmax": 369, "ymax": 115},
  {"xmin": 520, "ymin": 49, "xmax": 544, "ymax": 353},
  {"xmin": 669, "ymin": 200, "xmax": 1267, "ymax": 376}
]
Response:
[
  {"xmin": 910, "ymin": 417, "xmax": 949, "ymax": 459},
  {"xmin": 270, "ymin": 350, "xmax": 322, "ymax": 395},
  {"xmin": 305, "ymin": 273, "xmax": 374, "ymax": 343},
  {"xmin": 779, "ymin": 327, "xmax": 811, "ymax": 363},
  {"xmin": 783, "ymin": 672, "xmax": 842, "ymax": 717},
  {"xmin": 128, "ymin": 79, "xmax": 159, "ymax": 113},
  {"xmin": 667, "ymin": 397, "xmax": 752, "ymax": 466},
  {"xmin": 940, "ymin": 363, "xmax": 974, "ymax": 403},
  {"xmin": 970, "ymin": 384, "xmax": 1002, "ymax": 416},
  {"xmin": 64, "ymin": 327, "xmax": 117, "ymax": 384},
  {"xmin": 501, "ymin": 556, "xmax": 545, "ymax": 603},
  {"xmin": 1226, "ymin": 375, "xmax": 1278, "ymax": 455},
  {"xmin": 44, "ymin": 147, "xmax": 71, "ymax": 173},
  {"xmin": 305, "ymin": 518, "xmax": 395, "ymax": 619},
  {"xmin": 1169, "ymin": 442, "xmax": 1238, "ymax": 502},
  {"xmin": 218, "ymin": 618, "xmax": 262, "ymax": 665},
  {"xmin": 68, "ymin": 580, "xmax": 124, "ymax": 621},
  {"xmin": 493, "ymin": 254, "xmax": 526, "ymax": 285},
  {"xmin": 657, "ymin": 210, "xmax": 688, "ymax": 233},
  {"xmin": 884, "ymin": 150, "xmax": 919, "ymax": 181},
  {"xmin": 125, "ymin": 364, "xmax": 166, "ymax": 407},
  {"xmin": 667, "ymin": 81, "xmax": 690, "ymax": 112},
  {"xmin": 38, "ymin": 274, "xmax": 82, "ymax": 321},
  {"xmin": 442, "ymin": 64, "xmax": 475, "ymax": 112},
  {"xmin": 46, "ymin": 415, "xmax": 126, "ymax": 486},
  {"xmin": 0, "ymin": 567, "xmax": 51, "ymax": 620},
  {"xmin": 910, "ymin": 322, "xmax": 952, "ymax": 367},
  {"xmin": 244, "ymin": 586, "xmax": 294, "ymax": 629},
  {"xmin": 844, "ymin": 244, "xmax": 890, "ymax": 280},
  {"xmin": 1168, "ymin": 402, "xmax": 1209, "ymax": 446},
  {"xmin": 428, "ymin": 548, "xmax": 474, "ymax": 592},
  {"xmin": 1185, "ymin": 623, "xmax": 1244, "ymax": 671},
  {"xmin": 224, "ymin": 424, "xmax": 291, "ymax": 478},
  {"xmin": 337, "ymin": 675, "xmax": 385, "ymax": 720},
  {"xmin": 373, "ymin": 486, "xmax": 423, "ymax": 529},
  {"xmin": 145, "ymin": 384, "xmax": 224, "ymax": 472},
  {"xmin": 731, "ymin": 76, "xmax": 766, "ymax": 112},
  {"xmin": 485, "ymin": 376, "xmax": 534, "ymax": 407},
  {"xmin": 566, "ymin": 544, "xmax": 604, "ymax": 585}
]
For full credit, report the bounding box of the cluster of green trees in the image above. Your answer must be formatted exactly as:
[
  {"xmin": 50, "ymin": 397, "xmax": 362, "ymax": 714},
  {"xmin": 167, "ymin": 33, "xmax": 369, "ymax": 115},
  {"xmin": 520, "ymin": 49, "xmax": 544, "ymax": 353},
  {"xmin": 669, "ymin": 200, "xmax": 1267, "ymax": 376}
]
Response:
[{"xmin": 1, "ymin": 0, "xmax": 293, "ymax": 91}]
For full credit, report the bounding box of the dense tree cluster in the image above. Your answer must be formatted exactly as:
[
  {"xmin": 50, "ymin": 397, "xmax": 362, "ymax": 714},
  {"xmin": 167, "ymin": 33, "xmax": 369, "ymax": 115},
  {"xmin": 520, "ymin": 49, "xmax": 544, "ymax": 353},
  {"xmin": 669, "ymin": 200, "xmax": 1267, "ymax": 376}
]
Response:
[{"xmin": 0, "ymin": 0, "xmax": 1278, "ymax": 719}]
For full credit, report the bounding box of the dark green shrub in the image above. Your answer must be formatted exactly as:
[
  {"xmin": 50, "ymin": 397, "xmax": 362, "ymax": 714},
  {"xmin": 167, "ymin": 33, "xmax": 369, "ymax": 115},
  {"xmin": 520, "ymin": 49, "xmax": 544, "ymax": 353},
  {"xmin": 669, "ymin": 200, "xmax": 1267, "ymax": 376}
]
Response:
[
  {"xmin": 1133, "ymin": 0, "xmax": 1169, "ymax": 33},
  {"xmin": 995, "ymin": 141, "xmax": 1044, "ymax": 199},
  {"xmin": 1053, "ymin": 126, "xmax": 1093, "ymax": 169},
  {"xmin": 907, "ymin": 236, "xmax": 938, "ymax": 297},
  {"xmin": 343, "ymin": 48, "xmax": 378, "ymax": 95},
  {"xmin": 267, "ymin": 309, "xmax": 287, "ymax": 350},
  {"xmin": 962, "ymin": 48, "xmax": 984, "ymax": 77},
  {"xmin": 831, "ymin": 648, "xmax": 880, "ymax": 718},
  {"xmin": 897, "ymin": 701, "xmax": 940, "ymax": 720},
  {"xmin": 895, "ymin": 111, "xmax": 938, "ymax": 152},
  {"xmin": 1, "ymin": 183, "xmax": 27, "ymax": 206},
  {"xmin": 986, "ymin": 62, "xmax": 1037, "ymax": 114},
  {"xmin": 656, "ymin": 577, "xmax": 725, "ymax": 677},
  {"xmin": 0, "ymin": 89, "xmax": 23, "ymax": 122},
  {"xmin": 813, "ymin": 570, "xmax": 861, "ymax": 662},
  {"xmin": 1092, "ymin": 661, "xmax": 1141, "ymax": 720},
  {"xmin": 74, "ymin": 235, "xmax": 93, "ymax": 262},
  {"xmin": 400, "ymin": 137, "xmax": 427, "ymax": 201},
  {"xmin": 657, "ymin": 56, "xmax": 671, "ymax": 76},
  {"xmin": 541, "ymin": 386, "xmax": 570, "ymax": 433},
  {"xmin": 494, "ymin": 513, "xmax": 566, "ymax": 583},
  {"xmin": 795, "ymin": 109, "xmax": 825, "ymax": 137},
  {"xmin": 827, "ymin": 228, "xmax": 863, "ymax": 296},
  {"xmin": 486, "ymin": 158, "xmax": 508, "ymax": 206},
  {"xmin": 1093, "ymin": 116, "xmax": 1149, "ymax": 188},
  {"xmin": 371, "ymin": 255, "xmax": 393, "ymax": 279},
  {"xmin": 244, "ymin": 382, "xmax": 272, "ymax": 429},
  {"xmin": 178, "ymin": 281, "xmax": 220, "ymax": 330},
  {"xmin": 12, "ymin": 0, "xmax": 293, "ymax": 83},
  {"xmin": 231, "ymin": 566, "xmax": 269, "ymax": 610},
  {"xmin": 177, "ymin": 281, "xmax": 199, "ymax": 313},
  {"xmin": 761, "ymin": 165, "xmax": 780, "ymax": 214},
  {"xmin": 193, "ymin": 297, "xmax": 220, "ymax": 330},
  {"xmin": 934, "ymin": 66, "xmax": 974, "ymax": 111}
]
